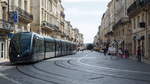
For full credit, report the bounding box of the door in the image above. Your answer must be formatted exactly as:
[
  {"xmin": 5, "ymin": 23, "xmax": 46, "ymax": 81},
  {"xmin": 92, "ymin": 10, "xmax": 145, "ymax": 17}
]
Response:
[{"xmin": 0, "ymin": 42, "xmax": 4, "ymax": 58}]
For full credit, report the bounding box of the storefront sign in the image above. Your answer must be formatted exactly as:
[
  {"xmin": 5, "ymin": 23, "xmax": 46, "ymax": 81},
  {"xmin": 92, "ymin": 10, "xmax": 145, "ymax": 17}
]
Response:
[{"xmin": 10, "ymin": 11, "xmax": 19, "ymax": 24}]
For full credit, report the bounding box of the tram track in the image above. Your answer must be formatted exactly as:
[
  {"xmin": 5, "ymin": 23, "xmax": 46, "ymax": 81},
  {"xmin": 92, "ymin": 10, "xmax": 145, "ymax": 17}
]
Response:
[
  {"xmin": 54, "ymin": 59, "xmax": 150, "ymax": 83},
  {"xmin": 16, "ymin": 66, "xmax": 59, "ymax": 84},
  {"xmin": 32, "ymin": 63, "xmax": 83, "ymax": 84},
  {"xmin": 16, "ymin": 64, "xmax": 80, "ymax": 84},
  {"xmin": 32, "ymin": 64, "xmax": 67, "ymax": 78},
  {"xmin": 15, "ymin": 51, "xmax": 150, "ymax": 83}
]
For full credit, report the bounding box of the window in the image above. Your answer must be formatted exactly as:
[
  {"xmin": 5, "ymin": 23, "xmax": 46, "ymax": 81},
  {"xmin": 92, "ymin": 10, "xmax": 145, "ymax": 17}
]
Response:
[
  {"xmin": 33, "ymin": 36, "xmax": 44, "ymax": 53},
  {"xmin": 45, "ymin": 42, "xmax": 55, "ymax": 52},
  {"xmin": 142, "ymin": 13, "xmax": 145, "ymax": 22},
  {"xmin": 20, "ymin": 35, "xmax": 31, "ymax": 53},
  {"xmin": 133, "ymin": 18, "xmax": 136, "ymax": 29},
  {"xmin": 24, "ymin": 0, "xmax": 28, "ymax": 11},
  {"xmin": 2, "ymin": 7, "xmax": 7, "ymax": 21},
  {"xmin": 18, "ymin": 0, "xmax": 22, "ymax": 8},
  {"xmin": 137, "ymin": 16, "xmax": 140, "ymax": 28},
  {"xmin": 148, "ymin": 12, "xmax": 150, "ymax": 26}
]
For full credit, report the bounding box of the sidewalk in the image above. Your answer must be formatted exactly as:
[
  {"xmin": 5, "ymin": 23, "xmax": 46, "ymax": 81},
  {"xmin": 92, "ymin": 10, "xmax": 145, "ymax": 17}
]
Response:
[
  {"xmin": 129, "ymin": 56, "xmax": 150, "ymax": 64},
  {"xmin": 0, "ymin": 59, "xmax": 10, "ymax": 65}
]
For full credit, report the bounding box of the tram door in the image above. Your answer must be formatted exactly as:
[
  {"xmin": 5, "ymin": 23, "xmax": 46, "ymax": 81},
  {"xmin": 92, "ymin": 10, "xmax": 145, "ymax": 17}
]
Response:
[{"xmin": 0, "ymin": 42, "xmax": 4, "ymax": 58}]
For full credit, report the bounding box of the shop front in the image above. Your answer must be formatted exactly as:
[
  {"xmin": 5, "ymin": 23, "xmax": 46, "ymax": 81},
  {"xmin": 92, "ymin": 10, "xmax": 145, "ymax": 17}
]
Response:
[
  {"xmin": 0, "ymin": 40, "xmax": 4, "ymax": 58},
  {"xmin": 0, "ymin": 35, "xmax": 9, "ymax": 60}
]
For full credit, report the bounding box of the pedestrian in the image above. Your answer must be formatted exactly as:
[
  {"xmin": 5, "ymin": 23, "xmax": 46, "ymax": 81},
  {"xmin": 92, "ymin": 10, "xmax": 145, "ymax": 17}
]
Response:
[
  {"xmin": 118, "ymin": 48, "xmax": 123, "ymax": 58},
  {"xmin": 137, "ymin": 46, "xmax": 142, "ymax": 62},
  {"xmin": 124, "ymin": 48, "xmax": 129, "ymax": 58},
  {"xmin": 108, "ymin": 46, "xmax": 112, "ymax": 55},
  {"xmin": 112, "ymin": 47, "xmax": 116, "ymax": 56},
  {"xmin": 103, "ymin": 47, "xmax": 108, "ymax": 56}
]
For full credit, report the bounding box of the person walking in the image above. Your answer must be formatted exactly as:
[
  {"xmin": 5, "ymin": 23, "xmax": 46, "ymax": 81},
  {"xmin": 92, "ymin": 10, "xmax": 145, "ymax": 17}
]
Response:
[
  {"xmin": 124, "ymin": 48, "xmax": 129, "ymax": 58},
  {"xmin": 103, "ymin": 47, "xmax": 108, "ymax": 56},
  {"xmin": 118, "ymin": 48, "xmax": 123, "ymax": 58},
  {"xmin": 137, "ymin": 46, "xmax": 142, "ymax": 62}
]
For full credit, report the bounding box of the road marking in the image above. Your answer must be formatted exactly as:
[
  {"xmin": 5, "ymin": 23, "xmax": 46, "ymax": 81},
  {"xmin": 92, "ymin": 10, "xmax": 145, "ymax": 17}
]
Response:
[
  {"xmin": 0, "ymin": 73, "xmax": 22, "ymax": 84},
  {"xmin": 45, "ymin": 57, "xmax": 79, "ymax": 62},
  {"xmin": 77, "ymin": 52, "xmax": 150, "ymax": 75},
  {"xmin": 90, "ymin": 76, "xmax": 104, "ymax": 80}
]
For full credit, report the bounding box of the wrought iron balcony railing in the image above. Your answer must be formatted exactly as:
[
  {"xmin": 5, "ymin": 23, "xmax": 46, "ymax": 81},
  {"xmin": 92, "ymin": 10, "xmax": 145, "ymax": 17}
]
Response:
[
  {"xmin": 41, "ymin": 21, "xmax": 59, "ymax": 31},
  {"xmin": 10, "ymin": 6, "xmax": 33, "ymax": 23},
  {"xmin": 0, "ymin": 19, "xmax": 13, "ymax": 31},
  {"xmin": 113, "ymin": 17, "xmax": 129, "ymax": 30},
  {"xmin": 127, "ymin": 0, "xmax": 150, "ymax": 17}
]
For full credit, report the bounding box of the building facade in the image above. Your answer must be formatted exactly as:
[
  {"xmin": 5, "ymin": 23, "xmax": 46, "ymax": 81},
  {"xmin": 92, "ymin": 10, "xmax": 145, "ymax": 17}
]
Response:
[
  {"xmin": 30, "ymin": 0, "xmax": 83, "ymax": 45},
  {"xmin": 112, "ymin": 0, "xmax": 132, "ymax": 54},
  {"xmin": 0, "ymin": 0, "xmax": 84, "ymax": 62},
  {"xmin": 0, "ymin": 0, "xmax": 12, "ymax": 59},
  {"xmin": 95, "ymin": 0, "xmax": 150, "ymax": 60},
  {"xmin": 30, "ymin": 0, "xmax": 59, "ymax": 37},
  {"xmin": 0, "ymin": 0, "xmax": 33, "ymax": 60},
  {"xmin": 9, "ymin": 0, "xmax": 33, "ymax": 32},
  {"xmin": 127, "ymin": 0, "xmax": 150, "ymax": 58}
]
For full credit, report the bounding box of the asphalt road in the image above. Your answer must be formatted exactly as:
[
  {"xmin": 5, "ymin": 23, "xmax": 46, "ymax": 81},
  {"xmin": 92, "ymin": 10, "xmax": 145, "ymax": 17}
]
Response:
[{"xmin": 0, "ymin": 51, "xmax": 150, "ymax": 84}]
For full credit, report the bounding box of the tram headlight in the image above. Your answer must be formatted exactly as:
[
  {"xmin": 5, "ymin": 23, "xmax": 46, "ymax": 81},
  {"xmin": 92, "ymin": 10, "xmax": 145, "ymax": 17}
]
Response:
[{"xmin": 17, "ymin": 55, "xmax": 20, "ymax": 58}]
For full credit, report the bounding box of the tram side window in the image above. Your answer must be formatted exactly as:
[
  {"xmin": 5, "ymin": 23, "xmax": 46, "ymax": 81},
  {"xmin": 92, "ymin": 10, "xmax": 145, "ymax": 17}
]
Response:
[
  {"xmin": 62, "ymin": 43, "xmax": 65, "ymax": 52},
  {"xmin": 52, "ymin": 43, "xmax": 55, "ymax": 52},
  {"xmin": 45, "ymin": 41, "xmax": 55, "ymax": 52},
  {"xmin": 33, "ymin": 37, "xmax": 44, "ymax": 53},
  {"xmin": 56, "ymin": 43, "xmax": 59, "ymax": 52},
  {"xmin": 59, "ymin": 43, "xmax": 61, "ymax": 52},
  {"xmin": 45, "ymin": 42, "xmax": 50, "ymax": 52}
]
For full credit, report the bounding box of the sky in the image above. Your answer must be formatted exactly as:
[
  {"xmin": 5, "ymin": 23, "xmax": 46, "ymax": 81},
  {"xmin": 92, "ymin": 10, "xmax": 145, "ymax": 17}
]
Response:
[{"xmin": 62, "ymin": 0, "xmax": 111, "ymax": 43}]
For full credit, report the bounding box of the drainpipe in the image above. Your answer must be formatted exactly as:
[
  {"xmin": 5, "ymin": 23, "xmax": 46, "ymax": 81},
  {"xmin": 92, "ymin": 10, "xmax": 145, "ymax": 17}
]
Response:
[
  {"xmin": 7, "ymin": 0, "xmax": 9, "ymax": 22},
  {"xmin": 145, "ymin": 8, "xmax": 148, "ymax": 58}
]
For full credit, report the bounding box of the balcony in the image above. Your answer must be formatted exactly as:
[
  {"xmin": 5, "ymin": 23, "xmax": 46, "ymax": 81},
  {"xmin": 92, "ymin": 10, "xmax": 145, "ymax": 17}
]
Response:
[
  {"xmin": 10, "ymin": 6, "xmax": 33, "ymax": 24},
  {"xmin": 60, "ymin": 32, "xmax": 67, "ymax": 37},
  {"xmin": 127, "ymin": 0, "xmax": 150, "ymax": 17},
  {"xmin": 0, "ymin": 19, "xmax": 13, "ymax": 32},
  {"xmin": 41, "ymin": 21, "xmax": 59, "ymax": 31},
  {"xmin": 60, "ymin": 21, "xmax": 64, "ymax": 26},
  {"xmin": 113, "ymin": 17, "xmax": 129, "ymax": 30}
]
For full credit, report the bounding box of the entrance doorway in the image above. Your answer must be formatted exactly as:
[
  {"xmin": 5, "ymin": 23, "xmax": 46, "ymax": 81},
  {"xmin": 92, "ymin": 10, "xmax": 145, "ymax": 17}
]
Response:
[{"xmin": 0, "ymin": 42, "xmax": 4, "ymax": 58}]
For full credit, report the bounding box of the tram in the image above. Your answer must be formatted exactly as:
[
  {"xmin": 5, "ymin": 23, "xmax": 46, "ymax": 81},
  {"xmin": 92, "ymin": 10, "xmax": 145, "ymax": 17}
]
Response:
[{"xmin": 9, "ymin": 32, "xmax": 77, "ymax": 64}]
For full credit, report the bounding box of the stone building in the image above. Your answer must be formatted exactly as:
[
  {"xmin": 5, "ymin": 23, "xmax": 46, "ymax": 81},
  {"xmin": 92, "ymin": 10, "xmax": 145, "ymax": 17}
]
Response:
[
  {"xmin": 111, "ymin": 0, "xmax": 132, "ymax": 54},
  {"xmin": 30, "ymin": 0, "xmax": 60, "ymax": 38},
  {"xmin": 0, "ymin": 0, "xmax": 33, "ymax": 60},
  {"xmin": 127, "ymin": 0, "xmax": 150, "ymax": 58},
  {"xmin": 0, "ymin": 0, "xmax": 84, "ymax": 62},
  {"xmin": 0, "ymin": 0, "xmax": 12, "ymax": 60},
  {"xmin": 99, "ymin": 8, "xmax": 111, "ymax": 48},
  {"xmin": 94, "ymin": 26, "xmax": 101, "ymax": 49},
  {"xmin": 30, "ymin": 0, "xmax": 84, "ymax": 44},
  {"xmin": 95, "ymin": 0, "xmax": 150, "ymax": 59},
  {"xmin": 9, "ymin": 0, "xmax": 33, "ymax": 32},
  {"xmin": 95, "ymin": 0, "xmax": 133, "ymax": 55},
  {"xmin": 78, "ymin": 33, "xmax": 84, "ymax": 48},
  {"xmin": 65, "ymin": 21, "xmax": 75, "ymax": 42},
  {"xmin": 64, "ymin": 20, "xmax": 71, "ymax": 41}
]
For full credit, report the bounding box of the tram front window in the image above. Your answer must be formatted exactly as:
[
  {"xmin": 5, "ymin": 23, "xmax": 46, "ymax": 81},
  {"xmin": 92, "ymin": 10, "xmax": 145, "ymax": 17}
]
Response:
[{"xmin": 11, "ymin": 33, "xmax": 31, "ymax": 56}]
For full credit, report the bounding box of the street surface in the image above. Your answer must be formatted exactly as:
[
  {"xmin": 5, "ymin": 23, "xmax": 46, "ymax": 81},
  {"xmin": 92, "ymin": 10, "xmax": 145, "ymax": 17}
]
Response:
[{"xmin": 0, "ymin": 51, "xmax": 150, "ymax": 84}]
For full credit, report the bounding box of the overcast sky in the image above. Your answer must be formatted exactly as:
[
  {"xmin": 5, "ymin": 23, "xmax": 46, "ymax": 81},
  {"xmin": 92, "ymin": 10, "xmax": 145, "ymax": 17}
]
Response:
[{"xmin": 62, "ymin": 0, "xmax": 111, "ymax": 43}]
